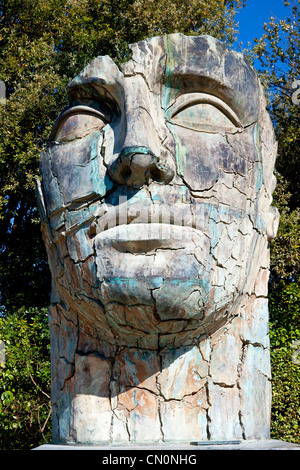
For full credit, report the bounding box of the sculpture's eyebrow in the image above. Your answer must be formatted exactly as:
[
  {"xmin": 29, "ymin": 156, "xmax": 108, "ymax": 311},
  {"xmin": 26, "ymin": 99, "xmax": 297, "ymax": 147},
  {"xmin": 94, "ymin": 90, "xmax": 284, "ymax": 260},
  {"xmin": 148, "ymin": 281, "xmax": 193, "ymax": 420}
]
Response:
[
  {"xmin": 166, "ymin": 71, "xmax": 220, "ymax": 89},
  {"xmin": 67, "ymin": 77, "xmax": 123, "ymax": 114},
  {"xmin": 67, "ymin": 56, "xmax": 124, "ymax": 110}
]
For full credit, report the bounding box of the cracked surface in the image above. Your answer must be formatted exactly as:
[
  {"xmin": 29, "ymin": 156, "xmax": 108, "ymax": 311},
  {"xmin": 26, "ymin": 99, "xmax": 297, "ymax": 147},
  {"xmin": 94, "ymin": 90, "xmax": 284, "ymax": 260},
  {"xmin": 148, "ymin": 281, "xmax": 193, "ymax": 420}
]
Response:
[
  {"xmin": 48, "ymin": 297, "xmax": 271, "ymax": 444},
  {"xmin": 38, "ymin": 34, "xmax": 278, "ymax": 445}
]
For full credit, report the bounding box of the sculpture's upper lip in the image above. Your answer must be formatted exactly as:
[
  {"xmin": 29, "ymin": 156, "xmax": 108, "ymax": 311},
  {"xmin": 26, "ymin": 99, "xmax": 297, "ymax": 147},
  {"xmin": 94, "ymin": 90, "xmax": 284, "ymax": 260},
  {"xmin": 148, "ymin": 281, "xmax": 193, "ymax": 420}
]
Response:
[
  {"xmin": 49, "ymin": 200, "xmax": 208, "ymax": 246},
  {"xmin": 91, "ymin": 201, "xmax": 205, "ymax": 236}
]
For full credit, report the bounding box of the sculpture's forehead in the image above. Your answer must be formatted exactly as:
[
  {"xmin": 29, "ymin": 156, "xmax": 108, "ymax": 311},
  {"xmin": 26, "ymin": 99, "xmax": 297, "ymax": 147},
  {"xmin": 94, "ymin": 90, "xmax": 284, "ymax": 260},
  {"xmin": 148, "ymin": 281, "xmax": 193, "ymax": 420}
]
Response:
[{"xmin": 68, "ymin": 34, "xmax": 260, "ymax": 126}]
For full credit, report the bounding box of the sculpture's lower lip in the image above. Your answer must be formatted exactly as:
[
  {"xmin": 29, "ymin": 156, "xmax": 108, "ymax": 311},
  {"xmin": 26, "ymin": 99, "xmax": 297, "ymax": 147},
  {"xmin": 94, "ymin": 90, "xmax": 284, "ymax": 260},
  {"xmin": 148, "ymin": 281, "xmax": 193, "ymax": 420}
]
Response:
[{"xmin": 94, "ymin": 223, "xmax": 202, "ymax": 252}]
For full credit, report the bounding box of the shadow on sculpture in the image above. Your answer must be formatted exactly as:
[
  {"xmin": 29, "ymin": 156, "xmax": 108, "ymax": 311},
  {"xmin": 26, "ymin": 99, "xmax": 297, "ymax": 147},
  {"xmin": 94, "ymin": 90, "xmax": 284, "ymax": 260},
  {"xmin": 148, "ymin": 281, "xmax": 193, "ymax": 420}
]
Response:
[{"xmin": 37, "ymin": 33, "xmax": 279, "ymax": 444}]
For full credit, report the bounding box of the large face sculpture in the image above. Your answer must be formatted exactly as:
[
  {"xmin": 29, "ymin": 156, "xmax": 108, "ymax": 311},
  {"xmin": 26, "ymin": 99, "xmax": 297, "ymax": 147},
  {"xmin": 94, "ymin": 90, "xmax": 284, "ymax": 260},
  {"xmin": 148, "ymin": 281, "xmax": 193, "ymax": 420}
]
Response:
[{"xmin": 38, "ymin": 34, "xmax": 279, "ymax": 349}]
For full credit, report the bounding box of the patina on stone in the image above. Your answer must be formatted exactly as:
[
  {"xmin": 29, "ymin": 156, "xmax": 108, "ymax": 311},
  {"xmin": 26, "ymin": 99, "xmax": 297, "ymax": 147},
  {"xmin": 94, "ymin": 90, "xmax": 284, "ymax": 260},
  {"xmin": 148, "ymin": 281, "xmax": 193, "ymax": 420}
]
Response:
[{"xmin": 37, "ymin": 33, "xmax": 279, "ymax": 445}]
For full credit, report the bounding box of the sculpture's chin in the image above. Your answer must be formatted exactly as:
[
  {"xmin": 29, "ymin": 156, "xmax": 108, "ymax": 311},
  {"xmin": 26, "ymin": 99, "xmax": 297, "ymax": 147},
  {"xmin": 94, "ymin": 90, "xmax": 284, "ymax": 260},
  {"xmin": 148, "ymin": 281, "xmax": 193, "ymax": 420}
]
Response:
[
  {"xmin": 94, "ymin": 225, "xmax": 212, "ymax": 320},
  {"xmin": 96, "ymin": 273, "xmax": 237, "ymax": 346}
]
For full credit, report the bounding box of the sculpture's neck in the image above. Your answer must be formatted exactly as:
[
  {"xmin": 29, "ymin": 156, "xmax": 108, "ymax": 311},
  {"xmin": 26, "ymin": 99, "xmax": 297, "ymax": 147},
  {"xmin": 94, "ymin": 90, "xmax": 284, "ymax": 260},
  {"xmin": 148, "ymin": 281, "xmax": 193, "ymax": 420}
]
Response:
[{"xmin": 49, "ymin": 295, "xmax": 271, "ymax": 445}]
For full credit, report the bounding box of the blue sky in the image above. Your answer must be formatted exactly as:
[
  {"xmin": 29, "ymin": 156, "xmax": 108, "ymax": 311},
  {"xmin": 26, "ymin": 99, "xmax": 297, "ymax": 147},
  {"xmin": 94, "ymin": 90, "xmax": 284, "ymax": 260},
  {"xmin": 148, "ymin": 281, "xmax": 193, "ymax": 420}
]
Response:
[{"xmin": 236, "ymin": 0, "xmax": 289, "ymax": 46}]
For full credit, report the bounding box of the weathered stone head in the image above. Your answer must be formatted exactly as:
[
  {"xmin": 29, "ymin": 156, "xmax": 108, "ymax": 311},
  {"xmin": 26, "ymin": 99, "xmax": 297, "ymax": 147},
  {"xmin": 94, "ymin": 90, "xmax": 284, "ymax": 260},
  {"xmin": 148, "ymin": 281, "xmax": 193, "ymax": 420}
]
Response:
[{"xmin": 37, "ymin": 34, "xmax": 279, "ymax": 444}]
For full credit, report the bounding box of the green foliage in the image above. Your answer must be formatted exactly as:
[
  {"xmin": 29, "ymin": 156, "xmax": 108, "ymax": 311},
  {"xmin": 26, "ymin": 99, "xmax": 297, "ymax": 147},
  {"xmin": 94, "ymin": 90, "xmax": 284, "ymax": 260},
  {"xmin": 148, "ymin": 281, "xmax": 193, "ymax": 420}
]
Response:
[
  {"xmin": 0, "ymin": 308, "xmax": 51, "ymax": 450},
  {"xmin": 253, "ymin": 1, "xmax": 300, "ymax": 281},
  {"xmin": 253, "ymin": 5, "xmax": 300, "ymax": 441},
  {"xmin": 269, "ymin": 279, "xmax": 300, "ymax": 443},
  {"xmin": 270, "ymin": 172, "xmax": 300, "ymax": 282}
]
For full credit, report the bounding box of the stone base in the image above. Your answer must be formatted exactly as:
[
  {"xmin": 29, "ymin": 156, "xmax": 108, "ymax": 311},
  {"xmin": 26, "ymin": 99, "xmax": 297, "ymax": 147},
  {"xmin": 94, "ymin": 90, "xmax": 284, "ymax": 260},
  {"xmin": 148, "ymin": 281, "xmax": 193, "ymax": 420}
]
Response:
[{"xmin": 34, "ymin": 440, "xmax": 300, "ymax": 450}]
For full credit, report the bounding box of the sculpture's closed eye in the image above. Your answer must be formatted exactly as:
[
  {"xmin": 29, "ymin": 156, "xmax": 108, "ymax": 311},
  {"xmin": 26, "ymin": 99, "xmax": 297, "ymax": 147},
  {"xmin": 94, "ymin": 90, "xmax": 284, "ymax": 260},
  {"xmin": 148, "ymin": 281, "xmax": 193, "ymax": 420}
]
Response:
[
  {"xmin": 50, "ymin": 104, "xmax": 111, "ymax": 143},
  {"xmin": 168, "ymin": 93, "xmax": 242, "ymax": 133}
]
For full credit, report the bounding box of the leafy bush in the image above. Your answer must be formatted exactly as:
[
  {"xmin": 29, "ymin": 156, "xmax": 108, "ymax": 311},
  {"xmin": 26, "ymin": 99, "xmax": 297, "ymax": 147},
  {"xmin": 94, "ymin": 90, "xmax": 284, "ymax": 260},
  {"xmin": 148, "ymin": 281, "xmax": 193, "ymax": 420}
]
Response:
[
  {"xmin": 0, "ymin": 307, "xmax": 51, "ymax": 450},
  {"xmin": 269, "ymin": 280, "xmax": 300, "ymax": 443}
]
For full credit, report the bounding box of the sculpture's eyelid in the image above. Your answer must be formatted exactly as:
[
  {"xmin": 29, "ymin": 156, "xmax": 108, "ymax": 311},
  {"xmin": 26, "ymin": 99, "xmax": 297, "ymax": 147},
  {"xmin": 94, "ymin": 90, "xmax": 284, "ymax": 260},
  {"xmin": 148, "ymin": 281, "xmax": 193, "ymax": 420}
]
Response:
[
  {"xmin": 58, "ymin": 105, "xmax": 112, "ymax": 124},
  {"xmin": 167, "ymin": 93, "xmax": 243, "ymax": 128},
  {"xmin": 49, "ymin": 105, "xmax": 112, "ymax": 141}
]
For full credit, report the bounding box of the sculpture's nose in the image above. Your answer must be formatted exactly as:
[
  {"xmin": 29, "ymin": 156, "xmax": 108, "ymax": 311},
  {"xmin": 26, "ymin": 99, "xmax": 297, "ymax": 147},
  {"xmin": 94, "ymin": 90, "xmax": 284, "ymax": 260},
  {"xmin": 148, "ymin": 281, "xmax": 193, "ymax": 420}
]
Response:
[
  {"xmin": 108, "ymin": 146, "xmax": 174, "ymax": 189},
  {"xmin": 107, "ymin": 75, "xmax": 174, "ymax": 189}
]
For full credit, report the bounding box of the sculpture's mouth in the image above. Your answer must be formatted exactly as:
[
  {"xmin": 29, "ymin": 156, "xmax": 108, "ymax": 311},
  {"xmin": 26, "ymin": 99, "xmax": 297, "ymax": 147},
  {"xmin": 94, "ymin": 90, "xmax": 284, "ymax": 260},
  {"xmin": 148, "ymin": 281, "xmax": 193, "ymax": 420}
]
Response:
[
  {"xmin": 48, "ymin": 200, "xmax": 210, "ymax": 248},
  {"xmin": 91, "ymin": 201, "xmax": 208, "ymax": 237},
  {"xmin": 95, "ymin": 223, "xmax": 202, "ymax": 253},
  {"xmin": 89, "ymin": 201, "xmax": 209, "ymax": 252}
]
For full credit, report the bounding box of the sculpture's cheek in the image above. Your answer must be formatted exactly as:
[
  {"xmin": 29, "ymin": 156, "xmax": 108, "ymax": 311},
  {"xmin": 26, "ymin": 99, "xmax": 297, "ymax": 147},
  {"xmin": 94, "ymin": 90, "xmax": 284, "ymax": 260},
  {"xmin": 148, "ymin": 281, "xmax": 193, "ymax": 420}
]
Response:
[
  {"xmin": 42, "ymin": 130, "xmax": 113, "ymax": 214},
  {"xmin": 168, "ymin": 124, "xmax": 261, "ymax": 205}
]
